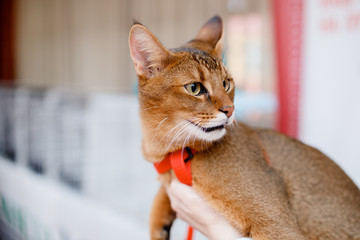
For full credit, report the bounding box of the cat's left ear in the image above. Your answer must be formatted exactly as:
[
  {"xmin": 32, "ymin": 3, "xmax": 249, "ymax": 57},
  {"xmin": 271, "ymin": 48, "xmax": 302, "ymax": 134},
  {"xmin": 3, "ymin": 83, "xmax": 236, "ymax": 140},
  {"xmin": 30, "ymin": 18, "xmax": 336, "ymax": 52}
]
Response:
[
  {"xmin": 195, "ymin": 16, "xmax": 223, "ymax": 59},
  {"xmin": 129, "ymin": 24, "xmax": 172, "ymax": 79}
]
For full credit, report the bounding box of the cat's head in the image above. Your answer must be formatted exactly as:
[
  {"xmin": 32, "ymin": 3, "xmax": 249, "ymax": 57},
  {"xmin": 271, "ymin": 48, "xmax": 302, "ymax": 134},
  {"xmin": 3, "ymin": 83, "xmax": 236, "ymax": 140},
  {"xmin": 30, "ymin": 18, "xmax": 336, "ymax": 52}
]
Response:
[{"xmin": 129, "ymin": 16, "xmax": 235, "ymax": 154}]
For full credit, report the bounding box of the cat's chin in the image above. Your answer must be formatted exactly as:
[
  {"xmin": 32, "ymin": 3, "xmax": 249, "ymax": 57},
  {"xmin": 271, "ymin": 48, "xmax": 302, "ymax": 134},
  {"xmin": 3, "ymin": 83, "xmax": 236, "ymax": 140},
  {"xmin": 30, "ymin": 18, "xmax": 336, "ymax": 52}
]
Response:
[
  {"xmin": 186, "ymin": 122, "xmax": 227, "ymax": 142},
  {"xmin": 198, "ymin": 128, "xmax": 227, "ymax": 142}
]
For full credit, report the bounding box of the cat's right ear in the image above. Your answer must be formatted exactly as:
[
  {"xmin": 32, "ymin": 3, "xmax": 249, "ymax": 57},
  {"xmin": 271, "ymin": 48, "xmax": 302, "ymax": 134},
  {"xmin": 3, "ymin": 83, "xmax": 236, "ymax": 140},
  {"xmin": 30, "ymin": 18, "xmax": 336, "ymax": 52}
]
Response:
[{"xmin": 129, "ymin": 24, "xmax": 172, "ymax": 79}]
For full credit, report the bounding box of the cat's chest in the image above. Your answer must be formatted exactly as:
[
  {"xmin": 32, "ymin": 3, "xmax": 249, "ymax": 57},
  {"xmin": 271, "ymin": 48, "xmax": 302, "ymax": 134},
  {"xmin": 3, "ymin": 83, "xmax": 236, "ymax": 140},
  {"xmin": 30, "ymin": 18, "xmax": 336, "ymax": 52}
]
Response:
[{"xmin": 190, "ymin": 129, "xmax": 274, "ymax": 187}]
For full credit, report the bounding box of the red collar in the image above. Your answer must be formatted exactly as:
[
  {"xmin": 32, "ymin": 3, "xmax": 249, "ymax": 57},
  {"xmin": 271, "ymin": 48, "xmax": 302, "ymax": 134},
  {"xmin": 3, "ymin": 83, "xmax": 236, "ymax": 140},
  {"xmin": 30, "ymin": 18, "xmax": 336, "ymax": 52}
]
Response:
[{"xmin": 154, "ymin": 147, "xmax": 194, "ymax": 186}]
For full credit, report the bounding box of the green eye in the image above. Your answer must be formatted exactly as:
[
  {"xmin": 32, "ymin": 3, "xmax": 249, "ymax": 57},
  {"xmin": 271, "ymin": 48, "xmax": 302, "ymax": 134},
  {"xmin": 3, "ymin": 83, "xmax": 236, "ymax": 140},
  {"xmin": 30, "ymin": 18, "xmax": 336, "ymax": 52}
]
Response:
[
  {"xmin": 223, "ymin": 79, "xmax": 231, "ymax": 92},
  {"xmin": 185, "ymin": 83, "xmax": 203, "ymax": 96}
]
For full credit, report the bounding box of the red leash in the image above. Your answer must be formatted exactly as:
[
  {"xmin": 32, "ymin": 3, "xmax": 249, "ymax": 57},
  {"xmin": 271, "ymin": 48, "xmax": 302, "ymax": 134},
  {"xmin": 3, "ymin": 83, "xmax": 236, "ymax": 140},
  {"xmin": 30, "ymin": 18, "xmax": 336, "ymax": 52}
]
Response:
[{"xmin": 154, "ymin": 147, "xmax": 195, "ymax": 240}]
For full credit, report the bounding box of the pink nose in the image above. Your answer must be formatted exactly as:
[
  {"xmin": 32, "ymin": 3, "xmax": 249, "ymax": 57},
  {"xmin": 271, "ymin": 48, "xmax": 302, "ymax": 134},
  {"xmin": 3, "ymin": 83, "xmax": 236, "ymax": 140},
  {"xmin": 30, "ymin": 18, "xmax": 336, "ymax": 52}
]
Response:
[{"xmin": 220, "ymin": 106, "xmax": 234, "ymax": 118}]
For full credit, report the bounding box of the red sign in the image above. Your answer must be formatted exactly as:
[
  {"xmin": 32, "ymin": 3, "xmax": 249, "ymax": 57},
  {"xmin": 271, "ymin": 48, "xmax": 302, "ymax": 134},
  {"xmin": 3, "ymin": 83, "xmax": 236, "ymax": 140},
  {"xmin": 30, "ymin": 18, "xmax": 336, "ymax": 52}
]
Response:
[{"xmin": 272, "ymin": 0, "xmax": 304, "ymax": 138}]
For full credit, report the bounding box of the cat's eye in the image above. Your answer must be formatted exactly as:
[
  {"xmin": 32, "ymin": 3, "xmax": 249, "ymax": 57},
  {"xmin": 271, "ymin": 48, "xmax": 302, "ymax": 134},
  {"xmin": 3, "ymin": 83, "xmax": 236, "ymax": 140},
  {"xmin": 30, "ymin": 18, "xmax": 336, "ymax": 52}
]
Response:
[
  {"xmin": 223, "ymin": 79, "xmax": 231, "ymax": 92},
  {"xmin": 185, "ymin": 83, "xmax": 206, "ymax": 96},
  {"xmin": 184, "ymin": 83, "xmax": 207, "ymax": 96}
]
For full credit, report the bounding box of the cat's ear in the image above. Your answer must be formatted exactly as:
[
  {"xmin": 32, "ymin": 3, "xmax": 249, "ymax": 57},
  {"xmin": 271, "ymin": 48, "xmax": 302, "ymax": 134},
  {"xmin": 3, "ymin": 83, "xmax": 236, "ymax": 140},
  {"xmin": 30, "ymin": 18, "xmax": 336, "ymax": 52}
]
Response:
[
  {"xmin": 195, "ymin": 16, "xmax": 223, "ymax": 59},
  {"xmin": 129, "ymin": 24, "xmax": 171, "ymax": 79}
]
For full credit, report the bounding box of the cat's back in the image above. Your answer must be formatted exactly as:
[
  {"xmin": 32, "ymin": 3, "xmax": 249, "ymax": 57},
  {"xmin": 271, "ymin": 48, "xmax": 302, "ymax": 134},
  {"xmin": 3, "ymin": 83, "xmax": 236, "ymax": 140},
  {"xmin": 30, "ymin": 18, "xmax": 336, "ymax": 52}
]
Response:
[
  {"xmin": 256, "ymin": 128, "xmax": 360, "ymax": 239},
  {"xmin": 193, "ymin": 124, "xmax": 360, "ymax": 239}
]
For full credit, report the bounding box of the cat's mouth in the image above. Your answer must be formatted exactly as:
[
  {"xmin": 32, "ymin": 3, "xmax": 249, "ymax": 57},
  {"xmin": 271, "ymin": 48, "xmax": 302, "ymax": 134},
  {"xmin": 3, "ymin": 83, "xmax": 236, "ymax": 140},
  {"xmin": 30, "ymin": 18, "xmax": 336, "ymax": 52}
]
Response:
[{"xmin": 188, "ymin": 121, "xmax": 225, "ymax": 133}]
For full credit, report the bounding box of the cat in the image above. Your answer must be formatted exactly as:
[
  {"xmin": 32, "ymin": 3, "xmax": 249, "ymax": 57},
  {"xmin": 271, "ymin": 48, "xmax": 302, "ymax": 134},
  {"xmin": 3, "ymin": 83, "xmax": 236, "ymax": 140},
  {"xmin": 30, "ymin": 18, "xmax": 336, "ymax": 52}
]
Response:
[{"xmin": 128, "ymin": 16, "xmax": 360, "ymax": 240}]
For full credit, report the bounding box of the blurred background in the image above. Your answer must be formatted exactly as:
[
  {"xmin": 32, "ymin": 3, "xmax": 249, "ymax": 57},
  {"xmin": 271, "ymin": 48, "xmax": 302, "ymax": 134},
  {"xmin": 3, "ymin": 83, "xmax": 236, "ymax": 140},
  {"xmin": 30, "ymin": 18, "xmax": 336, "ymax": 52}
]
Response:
[{"xmin": 0, "ymin": 0, "xmax": 359, "ymax": 239}]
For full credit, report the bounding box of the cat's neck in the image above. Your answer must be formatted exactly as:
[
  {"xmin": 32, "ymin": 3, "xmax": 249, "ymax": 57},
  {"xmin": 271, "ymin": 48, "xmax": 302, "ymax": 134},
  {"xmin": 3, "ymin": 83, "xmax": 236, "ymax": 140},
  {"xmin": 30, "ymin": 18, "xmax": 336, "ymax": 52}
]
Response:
[
  {"xmin": 141, "ymin": 128, "xmax": 216, "ymax": 163},
  {"xmin": 141, "ymin": 123, "xmax": 250, "ymax": 163}
]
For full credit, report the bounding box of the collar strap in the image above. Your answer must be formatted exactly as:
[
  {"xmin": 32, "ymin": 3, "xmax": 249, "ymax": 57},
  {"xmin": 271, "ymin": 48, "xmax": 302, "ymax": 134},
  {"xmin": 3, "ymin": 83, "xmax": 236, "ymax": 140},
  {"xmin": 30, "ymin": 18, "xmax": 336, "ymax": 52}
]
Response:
[{"xmin": 154, "ymin": 147, "xmax": 194, "ymax": 186}]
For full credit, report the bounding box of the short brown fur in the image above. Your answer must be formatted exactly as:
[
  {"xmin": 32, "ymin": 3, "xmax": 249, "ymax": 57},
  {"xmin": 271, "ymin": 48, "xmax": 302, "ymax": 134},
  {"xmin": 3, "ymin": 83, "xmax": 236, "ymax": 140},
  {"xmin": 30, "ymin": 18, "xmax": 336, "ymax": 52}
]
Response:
[{"xmin": 129, "ymin": 16, "xmax": 360, "ymax": 240}]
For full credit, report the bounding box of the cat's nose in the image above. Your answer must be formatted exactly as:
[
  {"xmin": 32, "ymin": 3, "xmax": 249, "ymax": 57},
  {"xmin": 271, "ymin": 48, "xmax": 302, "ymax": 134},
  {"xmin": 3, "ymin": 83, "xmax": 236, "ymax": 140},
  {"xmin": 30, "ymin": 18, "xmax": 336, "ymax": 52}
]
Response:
[{"xmin": 219, "ymin": 106, "xmax": 234, "ymax": 118}]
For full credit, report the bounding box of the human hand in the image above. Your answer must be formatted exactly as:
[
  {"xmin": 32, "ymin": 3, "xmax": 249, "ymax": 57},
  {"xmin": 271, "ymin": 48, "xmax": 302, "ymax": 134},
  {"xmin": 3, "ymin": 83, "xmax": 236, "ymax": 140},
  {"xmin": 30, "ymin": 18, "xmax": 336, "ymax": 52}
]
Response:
[{"xmin": 166, "ymin": 179, "xmax": 245, "ymax": 240}]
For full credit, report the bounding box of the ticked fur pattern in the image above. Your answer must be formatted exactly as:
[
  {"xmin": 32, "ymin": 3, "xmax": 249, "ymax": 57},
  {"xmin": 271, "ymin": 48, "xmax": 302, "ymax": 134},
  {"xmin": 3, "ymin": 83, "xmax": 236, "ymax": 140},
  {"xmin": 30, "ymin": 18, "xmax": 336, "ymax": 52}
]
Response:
[{"xmin": 129, "ymin": 16, "xmax": 360, "ymax": 240}]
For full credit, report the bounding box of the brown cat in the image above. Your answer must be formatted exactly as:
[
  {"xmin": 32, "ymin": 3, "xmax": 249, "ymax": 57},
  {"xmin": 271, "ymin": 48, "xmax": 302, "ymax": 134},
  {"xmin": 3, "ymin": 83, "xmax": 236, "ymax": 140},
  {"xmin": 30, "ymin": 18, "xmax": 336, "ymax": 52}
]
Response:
[{"xmin": 128, "ymin": 16, "xmax": 360, "ymax": 240}]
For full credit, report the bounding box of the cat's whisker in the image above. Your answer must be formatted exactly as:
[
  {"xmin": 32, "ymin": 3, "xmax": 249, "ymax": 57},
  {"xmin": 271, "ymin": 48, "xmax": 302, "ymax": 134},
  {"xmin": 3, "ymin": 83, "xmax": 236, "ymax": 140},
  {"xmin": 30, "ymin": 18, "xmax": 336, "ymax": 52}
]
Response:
[
  {"xmin": 180, "ymin": 123, "xmax": 194, "ymax": 159},
  {"xmin": 172, "ymin": 119, "xmax": 200, "ymax": 159},
  {"xmin": 160, "ymin": 125, "xmax": 187, "ymax": 158},
  {"xmin": 162, "ymin": 121, "xmax": 190, "ymax": 159},
  {"xmin": 164, "ymin": 124, "xmax": 186, "ymax": 149},
  {"xmin": 159, "ymin": 121, "xmax": 186, "ymax": 143},
  {"xmin": 189, "ymin": 125, "xmax": 197, "ymax": 148},
  {"xmin": 190, "ymin": 121, "xmax": 200, "ymax": 148},
  {"xmin": 160, "ymin": 114, "xmax": 227, "ymax": 159},
  {"xmin": 154, "ymin": 117, "xmax": 169, "ymax": 130},
  {"xmin": 175, "ymin": 120, "xmax": 195, "ymax": 148},
  {"xmin": 140, "ymin": 106, "xmax": 159, "ymax": 112},
  {"xmin": 172, "ymin": 122, "xmax": 194, "ymax": 151},
  {"xmin": 195, "ymin": 119, "xmax": 208, "ymax": 150},
  {"xmin": 181, "ymin": 119, "xmax": 201, "ymax": 156},
  {"xmin": 191, "ymin": 119, "xmax": 204, "ymax": 147},
  {"xmin": 186, "ymin": 120, "xmax": 200, "ymax": 148},
  {"xmin": 159, "ymin": 117, "xmax": 199, "ymax": 159}
]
